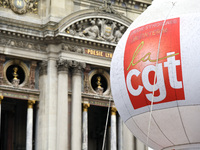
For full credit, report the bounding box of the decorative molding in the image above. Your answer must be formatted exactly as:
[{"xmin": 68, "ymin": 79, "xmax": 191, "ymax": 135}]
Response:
[
  {"xmin": 0, "ymin": 37, "xmax": 47, "ymax": 52},
  {"xmin": 94, "ymin": 0, "xmax": 150, "ymax": 10},
  {"xmin": 0, "ymin": 55, "xmax": 5, "ymax": 85},
  {"xmin": 61, "ymin": 44, "xmax": 84, "ymax": 53},
  {"xmin": 82, "ymin": 96, "xmax": 114, "ymax": 107},
  {"xmin": 0, "ymin": 0, "xmax": 39, "ymax": 14},
  {"xmin": 84, "ymin": 65, "xmax": 91, "ymax": 93},
  {"xmin": 94, "ymin": 0, "xmax": 123, "ymax": 16},
  {"xmin": 88, "ymin": 69, "xmax": 111, "ymax": 96},
  {"xmin": 56, "ymin": 58, "xmax": 70, "ymax": 72},
  {"xmin": 29, "ymin": 61, "xmax": 37, "ymax": 89},
  {"xmin": 3, "ymin": 59, "xmax": 30, "ymax": 88},
  {"xmin": 65, "ymin": 18, "xmax": 127, "ymax": 43},
  {"xmin": 39, "ymin": 61, "xmax": 47, "ymax": 76},
  {"xmin": 0, "ymin": 86, "xmax": 40, "ymax": 100}
]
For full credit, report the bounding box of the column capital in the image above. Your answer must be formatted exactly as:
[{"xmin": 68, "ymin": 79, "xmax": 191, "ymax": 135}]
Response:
[
  {"xmin": 28, "ymin": 100, "xmax": 35, "ymax": 109},
  {"xmin": 83, "ymin": 103, "xmax": 90, "ymax": 112},
  {"xmin": 111, "ymin": 107, "xmax": 117, "ymax": 115},
  {"xmin": 39, "ymin": 61, "xmax": 48, "ymax": 76},
  {"xmin": 70, "ymin": 60, "xmax": 86, "ymax": 75},
  {"xmin": 0, "ymin": 95, "xmax": 3, "ymax": 104},
  {"xmin": 56, "ymin": 58, "xmax": 70, "ymax": 72}
]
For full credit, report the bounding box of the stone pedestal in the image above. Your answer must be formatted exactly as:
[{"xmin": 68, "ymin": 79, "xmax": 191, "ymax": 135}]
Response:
[
  {"xmin": 26, "ymin": 100, "xmax": 35, "ymax": 150},
  {"xmin": 111, "ymin": 107, "xmax": 117, "ymax": 150},
  {"xmin": 82, "ymin": 103, "xmax": 90, "ymax": 150}
]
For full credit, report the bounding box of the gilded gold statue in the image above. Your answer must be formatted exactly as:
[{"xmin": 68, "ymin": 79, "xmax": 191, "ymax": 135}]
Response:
[{"xmin": 13, "ymin": 67, "xmax": 18, "ymax": 80}]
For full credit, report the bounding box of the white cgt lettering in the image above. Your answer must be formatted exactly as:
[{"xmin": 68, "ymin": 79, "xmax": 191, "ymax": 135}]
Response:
[
  {"xmin": 126, "ymin": 52, "xmax": 182, "ymax": 103},
  {"xmin": 126, "ymin": 69, "xmax": 143, "ymax": 96},
  {"xmin": 164, "ymin": 52, "xmax": 182, "ymax": 89},
  {"xmin": 142, "ymin": 63, "xmax": 166, "ymax": 102}
]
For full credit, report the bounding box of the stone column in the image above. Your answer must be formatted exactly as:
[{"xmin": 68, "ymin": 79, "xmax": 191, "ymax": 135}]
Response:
[
  {"xmin": 123, "ymin": 123, "xmax": 134, "ymax": 150},
  {"xmin": 56, "ymin": 59, "xmax": 69, "ymax": 150},
  {"xmin": 111, "ymin": 107, "xmax": 117, "ymax": 150},
  {"xmin": 46, "ymin": 46, "xmax": 58, "ymax": 150},
  {"xmin": 26, "ymin": 100, "xmax": 35, "ymax": 150},
  {"xmin": 82, "ymin": 103, "xmax": 90, "ymax": 150},
  {"xmin": 118, "ymin": 116, "xmax": 123, "ymax": 150},
  {"xmin": 71, "ymin": 61, "xmax": 85, "ymax": 150},
  {"xmin": 35, "ymin": 61, "xmax": 48, "ymax": 150},
  {"xmin": 0, "ymin": 96, "xmax": 3, "ymax": 131}
]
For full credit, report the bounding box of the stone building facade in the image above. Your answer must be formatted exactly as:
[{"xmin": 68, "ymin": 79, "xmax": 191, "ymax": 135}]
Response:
[{"xmin": 0, "ymin": 0, "xmax": 152, "ymax": 150}]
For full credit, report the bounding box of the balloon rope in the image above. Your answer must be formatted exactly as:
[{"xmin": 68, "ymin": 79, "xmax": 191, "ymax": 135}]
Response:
[
  {"xmin": 146, "ymin": 2, "xmax": 176, "ymax": 145},
  {"xmin": 102, "ymin": 97, "xmax": 112, "ymax": 150}
]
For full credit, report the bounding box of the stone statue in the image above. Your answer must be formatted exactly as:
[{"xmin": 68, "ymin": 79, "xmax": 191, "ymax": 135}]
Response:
[
  {"xmin": 82, "ymin": 20, "xmax": 99, "ymax": 40},
  {"xmin": 67, "ymin": 24, "xmax": 77, "ymax": 36},
  {"xmin": 114, "ymin": 25, "xmax": 125, "ymax": 43}
]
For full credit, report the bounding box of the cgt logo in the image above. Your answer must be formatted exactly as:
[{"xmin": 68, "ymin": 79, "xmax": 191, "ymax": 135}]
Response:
[{"xmin": 124, "ymin": 18, "xmax": 185, "ymax": 109}]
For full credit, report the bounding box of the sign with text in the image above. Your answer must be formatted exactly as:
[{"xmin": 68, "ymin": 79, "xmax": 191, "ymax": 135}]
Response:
[
  {"xmin": 124, "ymin": 18, "xmax": 185, "ymax": 109},
  {"xmin": 85, "ymin": 49, "xmax": 113, "ymax": 58}
]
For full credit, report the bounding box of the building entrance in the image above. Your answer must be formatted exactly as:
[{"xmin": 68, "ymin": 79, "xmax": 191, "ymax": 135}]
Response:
[
  {"xmin": 88, "ymin": 105, "xmax": 110, "ymax": 150},
  {"xmin": 1, "ymin": 98, "xmax": 27, "ymax": 150}
]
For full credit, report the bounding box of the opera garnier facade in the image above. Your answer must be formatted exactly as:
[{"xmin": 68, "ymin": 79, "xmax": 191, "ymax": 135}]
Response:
[{"xmin": 0, "ymin": 0, "xmax": 152, "ymax": 150}]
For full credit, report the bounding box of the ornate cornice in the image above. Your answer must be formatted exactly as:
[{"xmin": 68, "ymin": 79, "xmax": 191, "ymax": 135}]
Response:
[
  {"xmin": 111, "ymin": 0, "xmax": 150, "ymax": 10},
  {"xmin": 94, "ymin": 0, "xmax": 123, "ymax": 16},
  {"xmin": 0, "ymin": 36, "xmax": 47, "ymax": 52}
]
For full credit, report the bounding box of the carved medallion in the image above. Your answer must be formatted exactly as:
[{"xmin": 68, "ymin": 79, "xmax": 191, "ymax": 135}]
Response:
[
  {"xmin": 10, "ymin": 0, "xmax": 27, "ymax": 14},
  {"xmin": 0, "ymin": 0, "xmax": 38, "ymax": 14}
]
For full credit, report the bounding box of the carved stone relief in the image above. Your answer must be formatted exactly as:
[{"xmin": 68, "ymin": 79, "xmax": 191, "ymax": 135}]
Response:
[
  {"xmin": 95, "ymin": 0, "xmax": 149, "ymax": 11},
  {"xmin": 65, "ymin": 18, "xmax": 127, "ymax": 43},
  {"xmin": 95, "ymin": 0, "xmax": 123, "ymax": 16},
  {"xmin": 0, "ymin": 0, "xmax": 38, "ymax": 14},
  {"xmin": 56, "ymin": 58, "xmax": 70, "ymax": 72},
  {"xmin": 70, "ymin": 60, "xmax": 86, "ymax": 75},
  {"xmin": 83, "ymin": 65, "xmax": 91, "ymax": 93},
  {"xmin": 0, "ymin": 37, "xmax": 47, "ymax": 52},
  {"xmin": 29, "ymin": 61, "xmax": 37, "ymax": 89},
  {"xmin": 61, "ymin": 44, "xmax": 83, "ymax": 53},
  {"xmin": 0, "ymin": 55, "xmax": 5, "ymax": 85}
]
